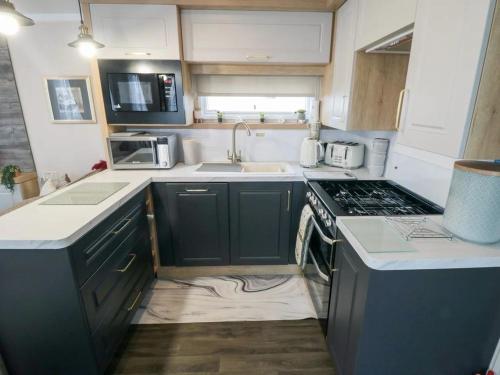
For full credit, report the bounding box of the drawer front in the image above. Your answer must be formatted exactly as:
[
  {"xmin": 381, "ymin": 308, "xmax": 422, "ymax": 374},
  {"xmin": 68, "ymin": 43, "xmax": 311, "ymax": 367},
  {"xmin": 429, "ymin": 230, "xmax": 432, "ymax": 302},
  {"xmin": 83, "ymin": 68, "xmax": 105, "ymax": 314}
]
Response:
[
  {"xmin": 81, "ymin": 221, "xmax": 151, "ymax": 333},
  {"xmin": 72, "ymin": 191, "xmax": 146, "ymax": 286},
  {"xmin": 92, "ymin": 263, "xmax": 154, "ymax": 372}
]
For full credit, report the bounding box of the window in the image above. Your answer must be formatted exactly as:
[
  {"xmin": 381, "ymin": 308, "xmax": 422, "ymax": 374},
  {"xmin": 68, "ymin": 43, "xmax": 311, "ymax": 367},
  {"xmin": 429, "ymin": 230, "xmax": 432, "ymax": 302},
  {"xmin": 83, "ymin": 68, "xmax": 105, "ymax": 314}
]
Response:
[
  {"xmin": 200, "ymin": 96, "xmax": 314, "ymax": 120},
  {"xmin": 193, "ymin": 74, "xmax": 320, "ymax": 121}
]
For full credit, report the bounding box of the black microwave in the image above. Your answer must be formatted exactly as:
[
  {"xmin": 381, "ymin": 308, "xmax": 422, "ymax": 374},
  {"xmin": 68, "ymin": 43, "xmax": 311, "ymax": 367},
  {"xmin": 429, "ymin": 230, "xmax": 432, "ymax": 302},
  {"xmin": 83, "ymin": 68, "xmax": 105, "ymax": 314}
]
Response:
[{"xmin": 98, "ymin": 59, "xmax": 186, "ymax": 124}]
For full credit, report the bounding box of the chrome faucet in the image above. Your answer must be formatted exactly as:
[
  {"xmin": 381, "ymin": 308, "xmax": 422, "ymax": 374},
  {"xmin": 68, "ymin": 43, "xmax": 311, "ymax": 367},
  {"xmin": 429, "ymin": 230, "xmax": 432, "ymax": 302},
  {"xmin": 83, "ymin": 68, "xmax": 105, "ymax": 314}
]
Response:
[{"xmin": 227, "ymin": 121, "xmax": 251, "ymax": 163}]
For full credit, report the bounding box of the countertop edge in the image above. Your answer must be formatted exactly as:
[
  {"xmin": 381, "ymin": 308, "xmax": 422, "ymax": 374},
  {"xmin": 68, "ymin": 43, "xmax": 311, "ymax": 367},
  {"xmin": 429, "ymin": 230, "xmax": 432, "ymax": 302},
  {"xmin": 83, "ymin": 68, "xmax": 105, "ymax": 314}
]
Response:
[{"xmin": 336, "ymin": 217, "xmax": 500, "ymax": 271}]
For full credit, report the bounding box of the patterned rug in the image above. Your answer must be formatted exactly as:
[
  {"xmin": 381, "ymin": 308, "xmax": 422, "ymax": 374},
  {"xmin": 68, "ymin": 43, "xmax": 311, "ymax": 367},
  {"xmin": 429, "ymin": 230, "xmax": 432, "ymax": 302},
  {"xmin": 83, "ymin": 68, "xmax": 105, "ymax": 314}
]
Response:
[{"xmin": 132, "ymin": 275, "xmax": 317, "ymax": 324}]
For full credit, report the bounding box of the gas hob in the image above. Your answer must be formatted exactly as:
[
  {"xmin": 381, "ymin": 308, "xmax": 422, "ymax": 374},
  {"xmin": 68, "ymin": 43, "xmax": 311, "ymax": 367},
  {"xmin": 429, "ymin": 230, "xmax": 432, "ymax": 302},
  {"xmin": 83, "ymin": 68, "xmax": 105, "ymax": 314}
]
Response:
[{"xmin": 309, "ymin": 180, "xmax": 443, "ymax": 217}]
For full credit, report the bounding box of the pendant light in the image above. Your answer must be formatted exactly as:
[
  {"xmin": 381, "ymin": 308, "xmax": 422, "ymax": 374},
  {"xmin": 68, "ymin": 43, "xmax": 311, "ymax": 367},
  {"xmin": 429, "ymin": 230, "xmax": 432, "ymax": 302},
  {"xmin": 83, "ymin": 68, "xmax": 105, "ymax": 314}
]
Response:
[
  {"xmin": 68, "ymin": 0, "xmax": 104, "ymax": 58},
  {"xmin": 0, "ymin": 0, "xmax": 34, "ymax": 36}
]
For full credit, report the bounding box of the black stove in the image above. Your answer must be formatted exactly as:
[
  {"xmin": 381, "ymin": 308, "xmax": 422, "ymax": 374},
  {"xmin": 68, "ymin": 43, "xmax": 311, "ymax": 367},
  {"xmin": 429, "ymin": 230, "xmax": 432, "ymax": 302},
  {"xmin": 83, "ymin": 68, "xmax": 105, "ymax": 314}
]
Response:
[{"xmin": 309, "ymin": 180, "xmax": 442, "ymax": 217}]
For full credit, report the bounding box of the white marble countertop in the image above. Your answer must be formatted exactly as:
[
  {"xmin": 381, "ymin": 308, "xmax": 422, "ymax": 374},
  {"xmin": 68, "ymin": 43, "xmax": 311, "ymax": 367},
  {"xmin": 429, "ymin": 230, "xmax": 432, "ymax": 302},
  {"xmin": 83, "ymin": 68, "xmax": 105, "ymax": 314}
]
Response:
[
  {"xmin": 0, "ymin": 162, "xmax": 371, "ymax": 250},
  {"xmin": 337, "ymin": 216, "xmax": 500, "ymax": 270}
]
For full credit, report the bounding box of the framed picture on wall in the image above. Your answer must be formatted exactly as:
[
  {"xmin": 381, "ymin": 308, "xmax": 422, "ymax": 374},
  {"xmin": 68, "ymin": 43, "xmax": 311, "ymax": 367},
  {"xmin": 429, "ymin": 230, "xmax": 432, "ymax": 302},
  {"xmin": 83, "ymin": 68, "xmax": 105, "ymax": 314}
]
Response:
[{"xmin": 44, "ymin": 77, "xmax": 96, "ymax": 123}]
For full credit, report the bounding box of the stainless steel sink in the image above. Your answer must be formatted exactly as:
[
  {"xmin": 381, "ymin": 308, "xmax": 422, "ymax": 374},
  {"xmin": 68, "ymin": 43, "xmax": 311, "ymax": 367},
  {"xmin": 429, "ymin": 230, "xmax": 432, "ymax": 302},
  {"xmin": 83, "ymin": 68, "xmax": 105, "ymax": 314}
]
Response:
[{"xmin": 195, "ymin": 162, "xmax": 293, "ymax": 174}]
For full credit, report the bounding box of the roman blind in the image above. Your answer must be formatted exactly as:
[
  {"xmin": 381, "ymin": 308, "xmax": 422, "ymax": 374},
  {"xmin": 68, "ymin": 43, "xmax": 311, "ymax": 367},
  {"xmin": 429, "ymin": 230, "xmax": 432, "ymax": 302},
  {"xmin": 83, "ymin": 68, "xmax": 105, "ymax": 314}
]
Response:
[{"xmin": 194, "ymin": 75, "xmax": 320, "ymax": 97}]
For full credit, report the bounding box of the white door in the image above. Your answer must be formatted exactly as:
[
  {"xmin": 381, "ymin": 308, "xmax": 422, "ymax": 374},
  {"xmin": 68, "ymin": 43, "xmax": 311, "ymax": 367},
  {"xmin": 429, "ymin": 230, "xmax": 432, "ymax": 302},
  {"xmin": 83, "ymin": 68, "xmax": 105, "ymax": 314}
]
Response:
[
  {"xmin": 181, "ymin": 10, "xmax": 332, "ymax": 64},
  {"xmin": 355, "ymin": 0, "xmax": 417, "ymax": 50},
  {"xmin": 396, "ymin": 0, "xmax": 495, "ymax": 158},
  {"xmin": 323, "ymin": 0, "xmax": 358, "ymax": 130},
  {"xmin": 90, "ymin": 4, "xmax": 180, "ymax": 59}
]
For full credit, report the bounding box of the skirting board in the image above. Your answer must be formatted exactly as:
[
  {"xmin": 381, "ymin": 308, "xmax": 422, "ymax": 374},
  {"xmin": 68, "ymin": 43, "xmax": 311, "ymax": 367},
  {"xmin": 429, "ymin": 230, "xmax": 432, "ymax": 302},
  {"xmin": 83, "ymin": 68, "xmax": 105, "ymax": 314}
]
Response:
[{"xmin": 157, "ymin": 265, "xmax": 302, "ymax": 279}]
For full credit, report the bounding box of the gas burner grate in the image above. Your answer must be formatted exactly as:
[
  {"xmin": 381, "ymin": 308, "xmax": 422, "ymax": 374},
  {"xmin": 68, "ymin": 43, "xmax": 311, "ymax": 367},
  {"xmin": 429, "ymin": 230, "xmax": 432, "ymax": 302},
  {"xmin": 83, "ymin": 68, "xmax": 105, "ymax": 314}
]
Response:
[{"xmin": 316, "ymin": 180, "xmax": 442, "ymax": 216}]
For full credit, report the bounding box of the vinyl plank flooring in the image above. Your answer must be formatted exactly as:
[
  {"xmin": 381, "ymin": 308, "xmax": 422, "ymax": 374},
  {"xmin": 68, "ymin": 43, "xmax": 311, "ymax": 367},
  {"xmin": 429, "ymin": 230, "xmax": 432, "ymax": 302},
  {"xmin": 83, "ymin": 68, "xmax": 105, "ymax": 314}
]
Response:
[{"xmin": 107, "ymin": 320, "xmax": 335, "ymax": 375}]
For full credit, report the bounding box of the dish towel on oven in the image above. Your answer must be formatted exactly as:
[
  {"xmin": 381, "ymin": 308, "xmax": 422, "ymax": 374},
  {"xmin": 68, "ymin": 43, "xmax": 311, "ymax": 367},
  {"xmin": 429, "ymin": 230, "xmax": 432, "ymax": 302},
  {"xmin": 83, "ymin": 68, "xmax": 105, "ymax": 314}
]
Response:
[{"xmin": 295, "ymin": 204, "xmax": 315, "ymax": 268}]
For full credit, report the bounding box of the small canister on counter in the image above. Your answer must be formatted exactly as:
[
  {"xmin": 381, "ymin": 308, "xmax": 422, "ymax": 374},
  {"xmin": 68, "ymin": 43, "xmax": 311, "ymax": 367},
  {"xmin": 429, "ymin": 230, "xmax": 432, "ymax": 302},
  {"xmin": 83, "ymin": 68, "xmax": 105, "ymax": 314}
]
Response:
[{"xmin": 443, "ymin": 160, "xmax": 500, "ymax": 244}]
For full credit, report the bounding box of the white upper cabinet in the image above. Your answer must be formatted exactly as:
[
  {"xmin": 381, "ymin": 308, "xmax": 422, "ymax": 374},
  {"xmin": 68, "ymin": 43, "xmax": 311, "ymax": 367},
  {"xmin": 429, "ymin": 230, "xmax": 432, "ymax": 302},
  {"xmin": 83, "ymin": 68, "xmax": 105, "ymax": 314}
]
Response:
[
  {"xmin": 181, "ymin": 10, "xmax": 333, "ymax": 64},
  {"xmin": 355, "ymin": 0, "xmax": 417, "ymax": 50},
  {"xmin": 322, "ymin": 0, "xmax": 358, "ymax": 129},
  {"xmin": 90, "ymin": 4, "xmax": 181, "ymax": 59},
  {"xmin": 396, "ymin": 0, "xmax": 495, "ymax": 158}
]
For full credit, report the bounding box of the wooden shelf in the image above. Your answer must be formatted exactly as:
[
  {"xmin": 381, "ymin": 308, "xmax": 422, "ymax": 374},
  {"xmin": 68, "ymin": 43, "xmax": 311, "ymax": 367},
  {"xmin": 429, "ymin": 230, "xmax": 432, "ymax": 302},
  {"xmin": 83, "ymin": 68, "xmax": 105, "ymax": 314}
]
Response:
[{"xmin": 107, "ymin": 122, "xmax": 310, "ymax": 130}]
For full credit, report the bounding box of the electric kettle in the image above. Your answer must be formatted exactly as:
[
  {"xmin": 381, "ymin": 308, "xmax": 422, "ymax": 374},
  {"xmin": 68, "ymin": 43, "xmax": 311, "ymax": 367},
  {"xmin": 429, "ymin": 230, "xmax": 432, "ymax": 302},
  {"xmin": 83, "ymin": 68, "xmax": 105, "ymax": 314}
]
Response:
[{"xmin": 300, "ymin": 137, "xmax": 324, "ymax": 168}]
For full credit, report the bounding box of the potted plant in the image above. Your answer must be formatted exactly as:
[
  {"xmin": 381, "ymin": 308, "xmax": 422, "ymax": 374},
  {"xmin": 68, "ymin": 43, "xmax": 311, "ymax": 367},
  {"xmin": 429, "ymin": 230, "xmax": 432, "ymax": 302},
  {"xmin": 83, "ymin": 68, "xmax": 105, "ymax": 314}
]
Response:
[
  {"xmin": 216, "ymin": 111, "xmax": 224, "ymax": 123},
  {"xmin": 259, "ymin": 112, "xmax": 265, "ymax": 123},
  {"xmin": 295, "ymin": 109, "xmax": 307, "ymax": 123},
  {"xmin": 1, "ymin": 165, "xmax": 21, "ymax": 192}
]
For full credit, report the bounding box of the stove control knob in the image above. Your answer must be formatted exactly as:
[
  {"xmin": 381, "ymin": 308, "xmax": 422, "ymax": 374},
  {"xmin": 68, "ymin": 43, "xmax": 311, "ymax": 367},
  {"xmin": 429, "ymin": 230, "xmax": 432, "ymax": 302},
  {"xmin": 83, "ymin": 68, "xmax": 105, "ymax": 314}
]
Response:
[
  {"xmin": 306, "ymin": 192, "xmax": 312, "ymax": 198},
  {"xmin": 320, "ymin": 212, "xmax": 328, "ymax": 220},
  {"xmin": 318, "ymin": 208, "xmax": 324, "ymax": 215},
  {"xmin": 310, "ymin": 196, "xmax": 317, "ymax": 205},
  {"xmin": 324, "ymin": 219, "xmax": 332, "ymax": 227}
]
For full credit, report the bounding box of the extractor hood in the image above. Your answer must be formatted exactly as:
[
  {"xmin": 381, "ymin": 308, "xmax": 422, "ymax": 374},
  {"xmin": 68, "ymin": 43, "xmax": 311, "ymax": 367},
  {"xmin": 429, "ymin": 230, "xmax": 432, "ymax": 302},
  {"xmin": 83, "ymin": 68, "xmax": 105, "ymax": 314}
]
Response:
[{"xmin": 365, "ymin": 28, "xmax": 413, "ymax": 54}]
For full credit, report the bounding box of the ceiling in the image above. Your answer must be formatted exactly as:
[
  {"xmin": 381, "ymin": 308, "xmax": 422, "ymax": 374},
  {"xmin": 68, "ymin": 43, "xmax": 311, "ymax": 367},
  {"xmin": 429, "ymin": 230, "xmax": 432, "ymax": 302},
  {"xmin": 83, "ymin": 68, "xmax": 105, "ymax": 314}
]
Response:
[{"xmin": 14, "ymin": 0, "xmax": 79, "ymax": 14}]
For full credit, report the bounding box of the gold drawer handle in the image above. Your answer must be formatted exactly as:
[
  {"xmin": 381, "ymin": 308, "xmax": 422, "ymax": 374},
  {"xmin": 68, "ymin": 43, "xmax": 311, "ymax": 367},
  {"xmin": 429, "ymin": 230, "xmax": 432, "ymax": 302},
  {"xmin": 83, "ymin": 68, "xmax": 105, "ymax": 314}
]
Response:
[
  {"xmin": 115, "ymin": 253, "xmax": 136, "ymax": 273},
  {"xmin": 112, "ymin": 219, "xmax": 132, "ymax": 235},
  {"xmin": 395, "ymin": 88, "xmax": 408, "ymax": 130},
  {"xmin": 185, "ymin": 189, "xmax": 208, "ymax": 193},
  {"xmin": 127, "ymin": 290, "xmax": 142, "ymax": 312}
]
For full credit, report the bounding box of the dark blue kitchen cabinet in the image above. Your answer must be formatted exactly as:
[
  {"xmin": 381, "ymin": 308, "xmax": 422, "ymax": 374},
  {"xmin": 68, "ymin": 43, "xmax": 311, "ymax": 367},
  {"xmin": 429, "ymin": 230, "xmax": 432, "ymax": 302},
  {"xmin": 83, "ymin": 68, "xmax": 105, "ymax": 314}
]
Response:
[
  {"xmin": 327, "ymin": 231, "xmax": 500, "ymax": 375},
  {"xmin": 229, "ymin": 182, "xmax": 292, "ymax": 265},
  {"xmin": 154, "ymin": 181, "xmax": 299, "ymax": 266},
  {"xmin": 165, "ymin": 183, "xmax": 230, "ymax": 266},
  {"xmin": 0, "ymin": 190, "xmax": 154, "ymax": 375}
]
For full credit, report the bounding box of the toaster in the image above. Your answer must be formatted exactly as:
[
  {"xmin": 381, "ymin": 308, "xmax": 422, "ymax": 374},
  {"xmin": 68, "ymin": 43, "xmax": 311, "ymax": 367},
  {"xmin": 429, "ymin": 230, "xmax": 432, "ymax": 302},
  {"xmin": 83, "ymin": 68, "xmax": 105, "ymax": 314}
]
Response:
[{"xmin": 324, "ymin": 142, "xmax": 365, "ymax": 169}]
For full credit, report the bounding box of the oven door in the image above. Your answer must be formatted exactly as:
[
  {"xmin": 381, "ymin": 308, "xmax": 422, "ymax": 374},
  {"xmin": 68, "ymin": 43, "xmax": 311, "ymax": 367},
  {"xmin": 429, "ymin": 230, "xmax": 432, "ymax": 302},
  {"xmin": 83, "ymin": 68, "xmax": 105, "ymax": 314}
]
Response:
[
  {"xmin": 108, "ymin": 137, "xmax": 158, "ymax": 169},
  {"xmin": 108, "ymin": 73, "xmax": 161, "ymax": 112},
  {"xmin": 303, "ymin": 216, "xmax": 337, "ymax": 334}
]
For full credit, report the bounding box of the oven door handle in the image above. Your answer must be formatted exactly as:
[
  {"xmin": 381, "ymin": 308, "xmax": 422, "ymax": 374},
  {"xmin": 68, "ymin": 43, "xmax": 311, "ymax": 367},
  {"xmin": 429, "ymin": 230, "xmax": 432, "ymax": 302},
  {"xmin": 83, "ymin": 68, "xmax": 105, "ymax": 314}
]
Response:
[
  {"xmin": 152, "ymin": 140, "xmax": 158, "ymax": 165},
  {"xmin": 308, "ymin": 248, "xmax": 330, "ymax": 283},
  {"xmin": 310, "ymin": 216, "xmax": 340, "ymax": 246}
]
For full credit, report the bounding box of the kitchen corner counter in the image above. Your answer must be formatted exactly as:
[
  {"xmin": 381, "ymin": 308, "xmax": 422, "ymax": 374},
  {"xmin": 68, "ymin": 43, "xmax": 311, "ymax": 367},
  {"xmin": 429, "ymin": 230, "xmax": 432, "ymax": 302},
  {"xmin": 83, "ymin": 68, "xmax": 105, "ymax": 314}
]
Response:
[
  {"xmin": 0, "ymin": 163, "xmax": 371, "ymax": 250},
  {"xmin": 336, "ymin": 216, "xmax": 500, "ymax": 271}
]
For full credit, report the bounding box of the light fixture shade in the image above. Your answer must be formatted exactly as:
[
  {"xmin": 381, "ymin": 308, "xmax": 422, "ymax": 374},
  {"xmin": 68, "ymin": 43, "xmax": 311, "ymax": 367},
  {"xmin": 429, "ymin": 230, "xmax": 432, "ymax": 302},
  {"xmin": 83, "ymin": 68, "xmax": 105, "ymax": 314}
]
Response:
[
  {"xmin": 0, "ymin": 0, "xmax": 35, "ymax": 26},
  {"xmin": 68, "ymin": 24, "xmax": 105, "ymax": 57},
  {"xmin": 67, "ymin": 32, "xmax": 105, "ymax": 50}
]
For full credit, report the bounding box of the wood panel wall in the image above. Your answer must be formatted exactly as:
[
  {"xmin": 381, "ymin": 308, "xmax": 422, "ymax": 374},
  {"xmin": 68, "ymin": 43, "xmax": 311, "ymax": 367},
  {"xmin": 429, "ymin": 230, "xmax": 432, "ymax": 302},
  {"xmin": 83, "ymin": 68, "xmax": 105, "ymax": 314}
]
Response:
[
  {"xmin": 465, "ymin": 0, "xmax": 500, "ymax": 159},
  {"xmin": 0, "ymin": 37, "xmax": 35, "ymax": 172}
]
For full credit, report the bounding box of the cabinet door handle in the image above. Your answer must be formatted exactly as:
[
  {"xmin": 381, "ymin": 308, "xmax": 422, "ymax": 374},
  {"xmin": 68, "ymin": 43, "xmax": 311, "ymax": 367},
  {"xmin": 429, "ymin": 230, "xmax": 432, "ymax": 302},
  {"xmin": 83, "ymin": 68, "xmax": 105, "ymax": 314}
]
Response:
[
  {"xmin": 116, "ymin": 253, "xmax": 136, "ymax": 273},
  {"xmin": 331, "ymin": 268, "xmax": 339, "ymax": 272},
  {"xmin": 287, "ymin": 190, "xmax": 291, "ymax": 212},
  {"xmin": 185, "ymin": 189, "xmax": 209, "ymax": 193},
  {"xmin": 126, "ymin": 290, "xmax": 142, "ymax": 312},
  {"xmin": 395, "ymin": 88, "xmax": 408, "ymax": 130},
  {"xmin": 112, "ymin": 219, "xmax": 132, "ymax": 235},
  {"xmin": 246, "ymin": 55, "xmax": 270, "ymax": 61}
]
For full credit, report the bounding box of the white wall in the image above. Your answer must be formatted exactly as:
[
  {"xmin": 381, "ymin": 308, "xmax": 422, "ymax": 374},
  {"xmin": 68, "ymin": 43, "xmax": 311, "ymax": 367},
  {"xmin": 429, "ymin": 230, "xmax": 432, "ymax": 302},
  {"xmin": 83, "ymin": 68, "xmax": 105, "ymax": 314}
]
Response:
[
  {"xmin": 132, "ymin": 127, "xmax": 395, "ymax": 163},
  {"xmin": 7, "ymin": 19, "xmax": 105, "ymax": 181},
  {"xmin": 385, "ymin": 144, "xmax": 456, "ymax": 207}
]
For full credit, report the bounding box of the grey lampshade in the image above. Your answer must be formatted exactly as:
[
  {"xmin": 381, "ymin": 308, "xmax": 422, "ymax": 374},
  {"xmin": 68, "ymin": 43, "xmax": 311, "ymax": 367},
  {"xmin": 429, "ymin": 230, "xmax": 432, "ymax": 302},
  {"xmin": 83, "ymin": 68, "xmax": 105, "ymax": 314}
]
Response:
[{"xmin": 0, "ymin": 0, "xmax": 35, "ymax": 26}]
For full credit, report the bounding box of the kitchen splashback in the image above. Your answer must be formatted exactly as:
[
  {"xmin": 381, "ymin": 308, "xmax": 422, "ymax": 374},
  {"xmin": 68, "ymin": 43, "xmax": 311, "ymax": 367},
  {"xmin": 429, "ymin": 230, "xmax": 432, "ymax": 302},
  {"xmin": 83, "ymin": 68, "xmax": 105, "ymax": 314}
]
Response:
[{"xmin": 128, "ymin": 128, "xmax": 395, "ymax": 164}]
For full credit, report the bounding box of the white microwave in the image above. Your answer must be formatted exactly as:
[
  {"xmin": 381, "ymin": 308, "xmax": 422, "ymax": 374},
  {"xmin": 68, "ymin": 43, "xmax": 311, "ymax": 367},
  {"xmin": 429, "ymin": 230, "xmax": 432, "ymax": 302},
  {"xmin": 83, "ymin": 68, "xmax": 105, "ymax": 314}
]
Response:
[{"xmin": 107, "ymin": 134, "xmax": 178, "ymax": 169}]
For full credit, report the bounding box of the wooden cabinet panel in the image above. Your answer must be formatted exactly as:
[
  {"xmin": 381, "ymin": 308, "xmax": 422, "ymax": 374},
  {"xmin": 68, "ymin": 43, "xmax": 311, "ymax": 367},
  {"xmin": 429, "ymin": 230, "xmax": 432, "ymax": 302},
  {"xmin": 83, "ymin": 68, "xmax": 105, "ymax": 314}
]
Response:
[
  {"xmin": 322, "ymin": 0, "xmax": 408, "ymax": 131},
  {"xmin": 355, "ymin": 0, "xmax": 417, "ymax": 50},
  {"xmin": 464, "ymin": 1, "xmax": 500, "ymax": 159},
  {"xmin": 229, "ymin": 183, "xmax": 292, "ymax": 265},
  {"xmin": 166, "ymin": 183, "xmax": 230, "ymax": 266},
  {"xmin": 181, "ymin": 10, "xmax": 332, "ymax": 64},
  {"xmin": 396, "ymin": 0, "xmax": 495, "ymax": 158},
  {"xmin": 90, "ymin": 4, "xmax": 180, "ymax": 59}
]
